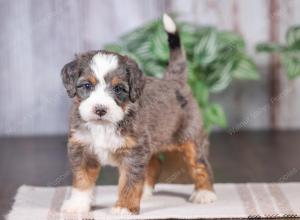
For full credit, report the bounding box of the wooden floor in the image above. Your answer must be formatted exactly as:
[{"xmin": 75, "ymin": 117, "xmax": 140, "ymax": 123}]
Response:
[{"xmin": 0, "ymin": 130, "xmax": 300, "ymax": 219}]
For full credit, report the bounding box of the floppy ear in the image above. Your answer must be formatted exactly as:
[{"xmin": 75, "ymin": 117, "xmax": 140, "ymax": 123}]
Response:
[
  {"xmin": 125, "ymin": 57, "xmax": 145, "ymax": 102},
  {"xmin": 61, "ymin": 60, "xmax": 80, "ymax": 98}
]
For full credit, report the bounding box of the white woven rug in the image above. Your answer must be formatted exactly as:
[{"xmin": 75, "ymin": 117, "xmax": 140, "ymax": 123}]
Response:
[{"xmin": 7, "ymin": 183, "xmax": 300, "ymax": 220}]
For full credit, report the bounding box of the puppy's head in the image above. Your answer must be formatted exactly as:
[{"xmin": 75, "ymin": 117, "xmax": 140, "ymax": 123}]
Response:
[{"xmin": 61, "ymin": 51, "xmax": 145, "ymax": 124}]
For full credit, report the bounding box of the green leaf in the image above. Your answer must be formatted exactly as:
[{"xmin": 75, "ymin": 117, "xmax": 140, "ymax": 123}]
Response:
[
  {"xmin": 192, "ymin": 81, "xmax": 209, "ymax": 106},
  {"xmin": 180, "ymin": 22, "xmax": 198, "ymax": 51},
  {"xmin": 193, "ymin": 27, "xmax": 218, "ymax": 65},
  {"xmin": 104, "ymin": 44, "xmax": 123, "ymax": 53},
  {"xmin": 281, "ymin": 52, "xmax": 300, "ymax": 79},
  {"xmin": 204, "ymin": 104, "xmax": 227, "ymax": 128},
  {"xmin": 286, "ymin": 26, "xmax": 300, "ymax": 49},
  {"xmin": 256, "ymin": 42, "xmax": 282, "ymax": 53},
  {"xmin": 134, "ymin": 41, "xmax": 154, "ymax": 60},
  {"xmin": 151, "ymin": 26, "xmax": 169, "ymax": 62},
  {"xmin": 207, "ymin": 62, "xmax": 233, "ymax": 92},
  {"xmin": 218, "ymin": 31, "xmax": 245, "ymax": 51},
  {"xmin": 232, "ymin": 57, "xmax": 260, "ymax": 80},
  {"xmin": 143, "ymin": 61, "xmax": 166, "ymax": 77}
]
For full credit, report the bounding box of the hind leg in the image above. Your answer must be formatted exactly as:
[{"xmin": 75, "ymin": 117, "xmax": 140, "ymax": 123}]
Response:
[
  {"xmin": 142, "ymin": 155, "xmax": 162, "ymax": 198},
  {"xmin": 181, "ymin": 140, "xmax": 217, "ymax": 204}
]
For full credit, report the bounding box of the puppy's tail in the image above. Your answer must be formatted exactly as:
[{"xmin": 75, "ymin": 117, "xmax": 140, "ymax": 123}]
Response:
[{"xmin": 163, "ymin": 14, "xmax": 187, "ymax": 83}]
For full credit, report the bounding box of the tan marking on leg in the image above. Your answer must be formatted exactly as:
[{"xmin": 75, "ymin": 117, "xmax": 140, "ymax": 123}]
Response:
[
  {"xmin": 73, "ymin": 158, "xmax": 100, "ymax": 191},
  {"xmin": 145, "ymin": 155, "xmax": 161, "ymax": 187},
  {"xmin": 62, "ymin": 156, "xmax": 100, "ymax": 213},
  {"xmin": 181, "ymin": 141, "xmax": 213, "ymax": 191},
  {"xmin": 115, "ymin": 167, "xmax": 144, "ymax": 214}
]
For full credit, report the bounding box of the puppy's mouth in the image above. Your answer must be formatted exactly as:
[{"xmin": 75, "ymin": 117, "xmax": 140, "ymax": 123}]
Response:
[
  {"xmin": 80, "ymin": 114, "xmax": 113, "ymax": 125},
  {"xmin": 90, "ymin": 118, "xmax": 111, "ymax": 124}
]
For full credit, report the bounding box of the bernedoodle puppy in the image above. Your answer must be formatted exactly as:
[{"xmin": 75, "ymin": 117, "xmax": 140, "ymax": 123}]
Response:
[{"xmin": 60, "ymin": 14, "xmax": 217, "ymax": 215}]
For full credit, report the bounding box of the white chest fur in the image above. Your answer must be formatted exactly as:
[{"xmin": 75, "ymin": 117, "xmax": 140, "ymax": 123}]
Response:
[{"xmin": 73, "ymin": 123, "xmax": 125, "ymax": 166}]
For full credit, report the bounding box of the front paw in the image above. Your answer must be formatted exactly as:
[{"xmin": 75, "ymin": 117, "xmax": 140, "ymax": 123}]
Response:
[
  {"xmin": 61, "ymin": 199, "xmax": 90, "ymax": 213},
  {"xmin": 189, "ymin": 189, "xmax": 217, "ymax": 204},
  {"xmin": 142, "ymin": 184, "xmax": 154, "ymax": 199},
  {"xmin": 110, "ymin": 206, "xmax": 135, "ymax": 215}
]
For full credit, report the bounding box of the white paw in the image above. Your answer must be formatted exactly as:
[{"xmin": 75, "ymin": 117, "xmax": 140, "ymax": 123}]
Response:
[
  {"xmin": 142, "ymin": 184, "xmax": 153, "ymax": 199},
  {"xmin": 110, "ymin": 207, "xmax": 133, "ymax": 215},
  {"xmin": 61, "ymin": 188, "xmax": 92, "ymax": 213},
  {"xmin": 189, "ymin": 189, "xmax": 217, "ymax": 204},
  {"xmin": 61, "ymin": 199, "xmax": 90, "ymax": 213}
]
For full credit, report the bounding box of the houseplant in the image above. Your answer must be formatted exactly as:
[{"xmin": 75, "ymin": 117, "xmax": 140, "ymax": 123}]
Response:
[
  {"xmin": 105, "ymin": 18, "xmax": 259, "ymax": 131},
  {"xmin": 257, "ymin": 26, "xmax": 300, "ymax": 79}
]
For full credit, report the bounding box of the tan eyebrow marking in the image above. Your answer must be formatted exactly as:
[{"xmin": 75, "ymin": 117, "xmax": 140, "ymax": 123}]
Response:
[
  {"xmin": 111, "ymin": 76, "xmax": 122, "ymax": 86},
  {"xmin": 86, "ymin": 74, "xmax": 98, "ymax": 85}
]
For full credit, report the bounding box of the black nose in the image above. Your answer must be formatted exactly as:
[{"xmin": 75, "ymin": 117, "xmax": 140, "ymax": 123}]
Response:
[{"xmin": 95, "ymin": 107, "xmax": 107, "ymax": 117}]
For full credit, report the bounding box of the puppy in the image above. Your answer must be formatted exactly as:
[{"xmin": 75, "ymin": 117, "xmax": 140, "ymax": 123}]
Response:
[{"xmin": 60, "ymin": 14, "xmax": 216, "ymax": 215}]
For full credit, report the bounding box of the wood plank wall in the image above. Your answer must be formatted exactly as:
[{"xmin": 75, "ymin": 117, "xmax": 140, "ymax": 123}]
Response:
[{"xmin": 0, "ymin": 0, "xmax": 300, "ymax": 136}]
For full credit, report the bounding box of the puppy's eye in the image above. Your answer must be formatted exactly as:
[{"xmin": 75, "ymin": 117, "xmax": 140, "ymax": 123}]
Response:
[
  {"xmin": 114, "ymin": 85, "xmax": 127, "ymax": 94},
  {"xmin": 77, "ymin": 83, "xmax": 92, "ymax": 90},
  {"xmin": 83, "ymin": 83, "xmax": 92, "ymax": 90}
]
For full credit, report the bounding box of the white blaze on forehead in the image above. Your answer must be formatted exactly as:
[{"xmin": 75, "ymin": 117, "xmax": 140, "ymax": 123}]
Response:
[
  {"xmin": 79, "ymin": 52, "xmax": 124, "ymax": 124},
  {"xmin": 90, "ymin": 53, "xmax": 118, "ymax": 84}
]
